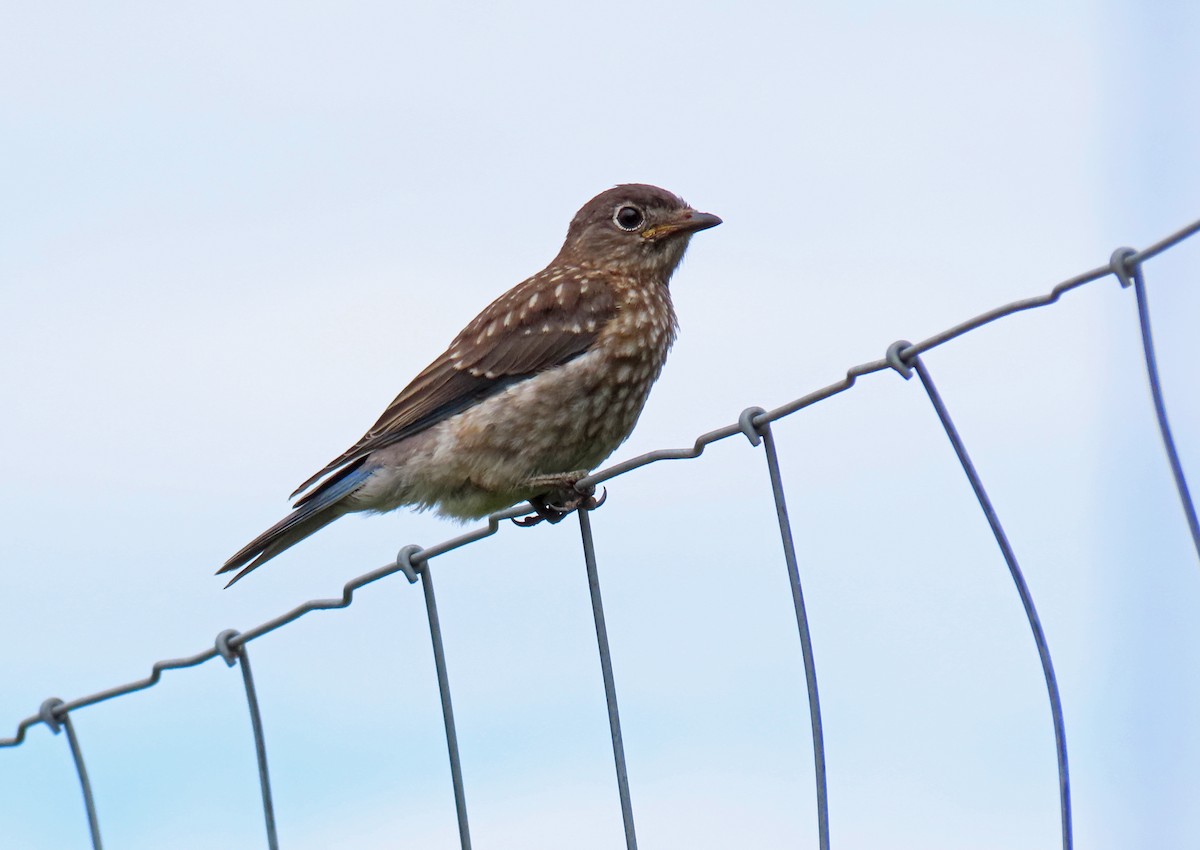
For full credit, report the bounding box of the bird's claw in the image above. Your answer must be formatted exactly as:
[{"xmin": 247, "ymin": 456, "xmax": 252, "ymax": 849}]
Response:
[
  {"xmin": 511, "ymin": 486, "xmax": 607, "ymax": 528},
  {"xmin": 583, "ymin": 486, "xmax": 608, "ymax": 511},
  {"xmin": 512, "ymin": 511, "xmax": 552, "ymax": 528}
]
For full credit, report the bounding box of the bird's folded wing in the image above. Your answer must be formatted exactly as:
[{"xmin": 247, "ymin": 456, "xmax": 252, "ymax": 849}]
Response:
[{"xmin": 289, "ymin": 272, "xmax": 617, "ymax": 501}]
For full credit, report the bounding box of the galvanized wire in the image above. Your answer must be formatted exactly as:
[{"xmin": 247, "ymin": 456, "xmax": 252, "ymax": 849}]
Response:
[
  {"xmin": 1124, "ymin": 254, "xmax": 1200, "ymax": 560},
  {"xmin": 3, "ymin": 215, "xmax": 1198, "ymax": 849},
  {"xmin": 754, "ymin": 418, "xmax": 830, "ymax": 850},
  {"xmin": 577, "ymin": 508, "xmax": 639, "ymax": 850},
  {"xmin": 216, "ymin": 631, "xmax": 278, "ymax": 850},
  {"xmin": 414, "ymin": 559, "xmax": 473, "ymax": 850},
  {"xmin": 62, "ymin": 713, "xmax": 102, "ymax": 850},
  {"xmin": 38, "ymin": 700, "xmax": 102, "ymax": 849},
  {"xmin": 904, "ymin": 352, "xmax": 1073, "ymax": 850}
]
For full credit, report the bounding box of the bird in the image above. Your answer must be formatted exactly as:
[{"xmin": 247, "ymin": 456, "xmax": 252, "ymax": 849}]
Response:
[{"xmin": 219, "ymin": 184, "xmax": 721, "ymax": 586}]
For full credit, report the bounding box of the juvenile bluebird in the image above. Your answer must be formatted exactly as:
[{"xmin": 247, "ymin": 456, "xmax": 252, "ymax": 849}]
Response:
[{"xmin": 219, "ymin": 184, "xmax": 721, "ymax": 586}]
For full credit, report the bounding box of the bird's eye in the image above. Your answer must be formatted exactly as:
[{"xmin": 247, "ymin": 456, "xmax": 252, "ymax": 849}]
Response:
[{"xmin": 613, "ymin": 205, "xmax": 645, "ymax": 231}]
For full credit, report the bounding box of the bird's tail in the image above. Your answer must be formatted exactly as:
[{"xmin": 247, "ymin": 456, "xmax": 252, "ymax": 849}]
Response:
[{"xmin": 217, "ymin": 467, "xmax": 368, "ymax": 587}]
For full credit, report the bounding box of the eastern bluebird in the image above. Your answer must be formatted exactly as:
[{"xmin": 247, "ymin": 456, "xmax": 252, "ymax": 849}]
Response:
[{"xmin": 219, "ymin": 184, "xmax": 721, "ymax": 586}]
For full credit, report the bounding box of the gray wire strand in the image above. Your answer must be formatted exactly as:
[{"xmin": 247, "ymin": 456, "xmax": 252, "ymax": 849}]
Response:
[
  {"xmin": 905, "ymin": 353, "xmax": 1072, "ymax": 850},
  {"xmin": 237, "ymin": 647, "xmax": 278, "ymax": 850},
  {"xmin": 417, "ymin": 563, "xmax": 472, "ymax": 850},
  {"xmin": 753, "ymin": 420, "xmax": 830, "ymax": 850},
  {"xmin": 577, "ymin": 508, "xmax": 638, "ymax": 850},
  {"xmin": 38, "ymin": 700, "xmax": 103, "ymax": 850},
  {"xmin": 63, "ymin": 714, "xmax": 103, "ymax": 850},
  {"xmin": 1127, "ymin": 257, "xmax": 1200, "ymax": 561},
  {"xmin": 217, "ymin": 634, "xmax": 279, "ymax": 850}
]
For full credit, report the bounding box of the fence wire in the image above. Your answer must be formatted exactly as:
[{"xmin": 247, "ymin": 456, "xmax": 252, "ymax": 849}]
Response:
[{"xmin": 4, "ymin": 217, "xmax": 1199, "ymax": 850}]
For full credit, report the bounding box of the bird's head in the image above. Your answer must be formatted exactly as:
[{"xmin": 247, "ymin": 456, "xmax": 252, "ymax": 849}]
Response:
[{"xmin": 557, "ymin": 184, "xmax": 721, "ymax": 280}]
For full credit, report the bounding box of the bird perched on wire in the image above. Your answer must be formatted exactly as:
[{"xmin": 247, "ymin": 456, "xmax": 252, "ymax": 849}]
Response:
[{"xmin": 219, "ymin": 184, "xmax": 721, "ymax": 586}]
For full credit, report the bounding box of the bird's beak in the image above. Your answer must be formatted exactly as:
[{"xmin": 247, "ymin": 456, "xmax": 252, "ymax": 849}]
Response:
[{"xmin": 642, "ymin": 209, "xmax": 723, "ymax": 241}]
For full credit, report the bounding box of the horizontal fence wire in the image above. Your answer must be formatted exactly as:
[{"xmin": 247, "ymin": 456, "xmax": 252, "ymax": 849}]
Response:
[{"xmin": 3, "ymin": 216, "xmax": 1198, "ymax": 850}]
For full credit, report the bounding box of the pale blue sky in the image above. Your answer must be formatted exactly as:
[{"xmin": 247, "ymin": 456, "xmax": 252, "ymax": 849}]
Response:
[{"xmin": 2, "ymin": 2, "xmax": 1199, "ymax": 848}]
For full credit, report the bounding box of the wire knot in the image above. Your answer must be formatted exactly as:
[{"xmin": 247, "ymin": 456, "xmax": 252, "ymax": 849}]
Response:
[
  {"xmin": 886, "ymin": 340, "xmax": 915, "ymax": 379},
  {"xmin": 38, "ymin": 698, "xmax": 65, "ymax": 734},
  {"xmin": 738, "ymin": 407, "xmax": 767, "ymax": 446},
  {"xmin": 1110, "ymin": 247, "xmax": 1138, "ymax": 288},
  {"xmin": 215, "ymin": 629, "xmax": 241, "ymax": 667},
  {"xmin": 397, "ymin": 544, "xmax": 425, "ymax": 584}
]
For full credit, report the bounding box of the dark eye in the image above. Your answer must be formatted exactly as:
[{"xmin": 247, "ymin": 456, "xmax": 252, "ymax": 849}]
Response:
[{"xmin": 613, "ymin": 205, "xmax": 645, "ymax": 231}]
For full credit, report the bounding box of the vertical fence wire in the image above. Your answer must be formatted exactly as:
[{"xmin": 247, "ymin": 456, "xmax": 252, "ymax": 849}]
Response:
[
  {"xmin": 38, "ymin": 699, "xmax": 103, "ymax": 850},
  {"xmin": 1119, "ymin": 253, "xmax": 1200, "ymax": 563},
  {"xmin": 746, "ymin": 413, "xmax": 831, "ymax": 850},
  {"xmin": 416, "ymin": 560, "xmax": 473, "ymax": 850},
  {"xmin": 577, "ymin": 508, "xmax": 638, "ymax": 850},
  {"xmin": 63, "ymin": 715, "xmax": 102, "ymax": 845},
  {"xmin": 902, "ymin": 351, "xmax": 1073, "ymax": 850},
  {"xmin": 216, "ymin": 631, "xmax": 278, "ymax": 850},
  {"xmin": 63, "ymin": 714, "xmax": 102, "ymax": 850},
  {"xmin": 237, "ymin": 648, "xmax": 278, "ymax": 850}
]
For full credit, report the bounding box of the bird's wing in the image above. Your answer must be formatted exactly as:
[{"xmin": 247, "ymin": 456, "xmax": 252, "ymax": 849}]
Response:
[{"xmin": 290, "ymin": 272, "xmax": 617, "ymax": 501}]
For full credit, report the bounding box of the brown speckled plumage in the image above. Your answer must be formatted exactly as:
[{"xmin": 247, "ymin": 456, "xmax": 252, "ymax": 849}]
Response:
[{"xmin": 220, "ymin": 184, "xmax": 720, "ymax": 585}]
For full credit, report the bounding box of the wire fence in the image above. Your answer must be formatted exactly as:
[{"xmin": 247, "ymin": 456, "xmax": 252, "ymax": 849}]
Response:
[{"xmin": 5, "ymin": 217, "xmax": 1199, "ymax": 850}]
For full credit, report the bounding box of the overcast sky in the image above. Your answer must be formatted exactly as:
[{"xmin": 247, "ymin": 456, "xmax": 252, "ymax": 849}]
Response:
[{"xmin": 3, "ymin": 2, "xmax": 1199, "ymax": 849}]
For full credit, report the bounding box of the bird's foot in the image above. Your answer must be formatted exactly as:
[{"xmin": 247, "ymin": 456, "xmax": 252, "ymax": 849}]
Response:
[
  {"xmin": 512, "ymin": 472, "xmax": 606, "ymax": 527},
  {"xmin": 512, "ymin": 497, "xmax": 568, "ymax": 527}
]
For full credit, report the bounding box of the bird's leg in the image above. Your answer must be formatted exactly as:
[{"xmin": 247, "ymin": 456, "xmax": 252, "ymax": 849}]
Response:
[{"xmin": 511, "ymin": 470, "xmax": 606, "ymax": 527}]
